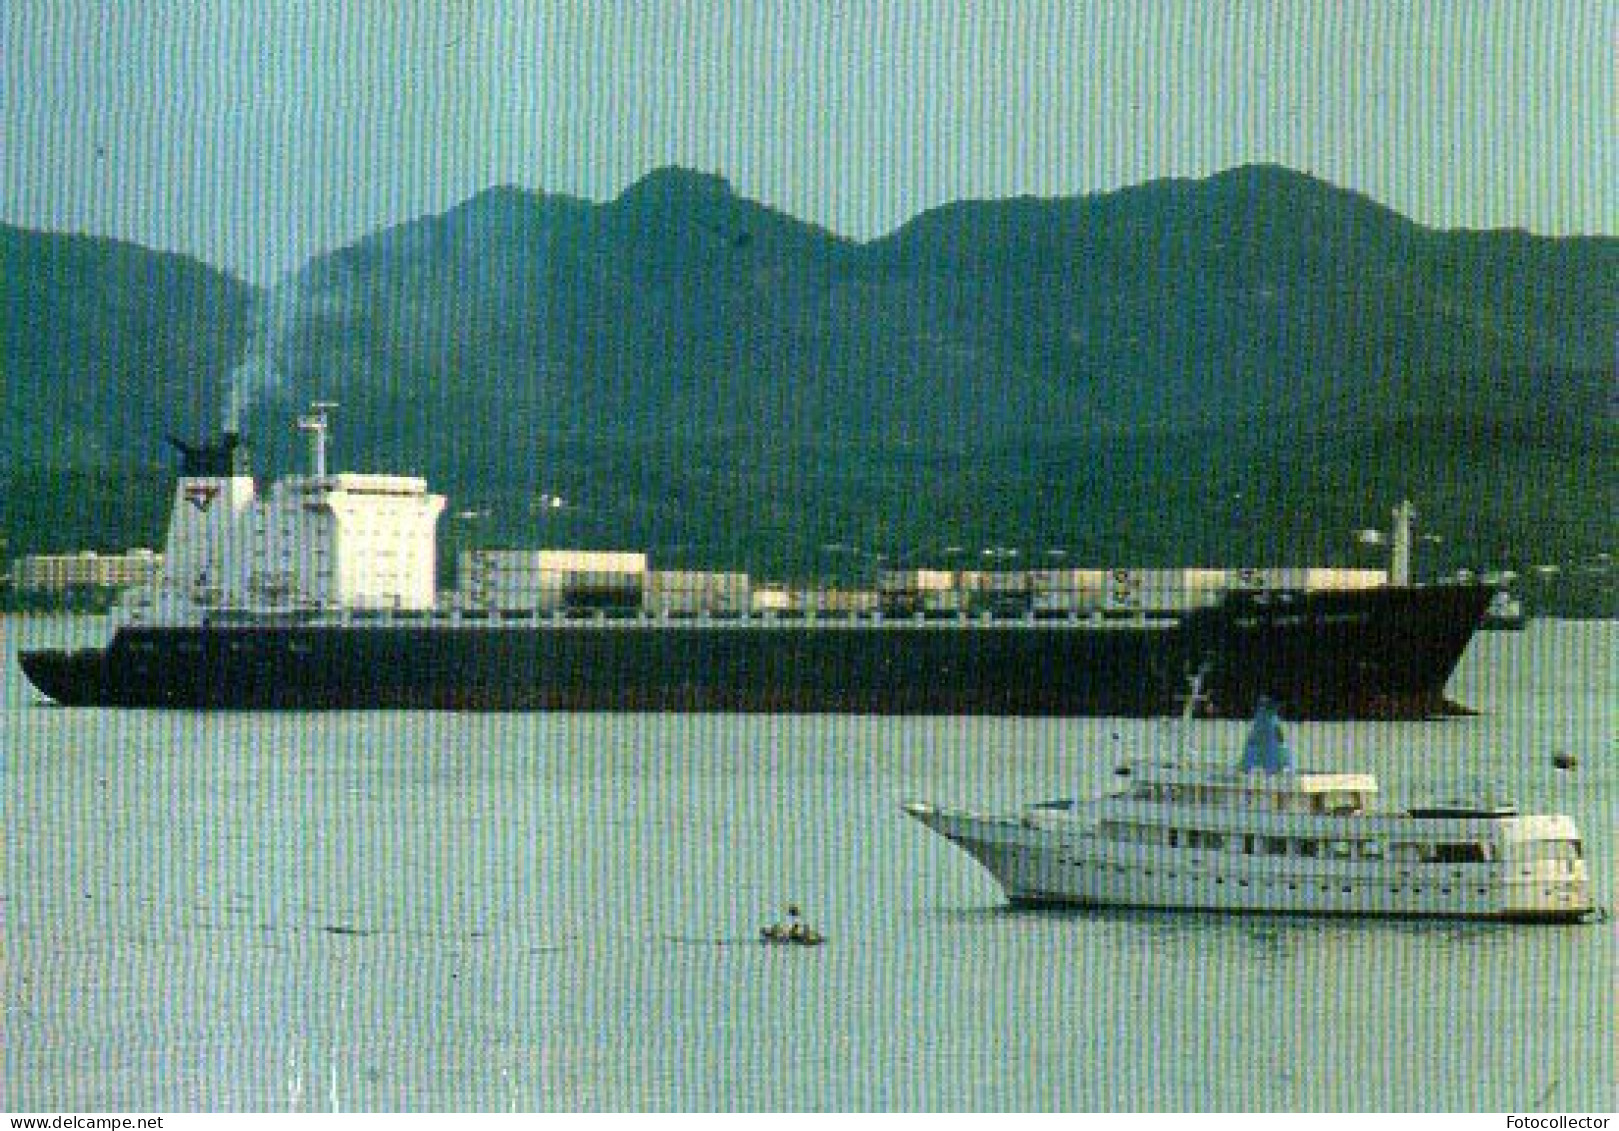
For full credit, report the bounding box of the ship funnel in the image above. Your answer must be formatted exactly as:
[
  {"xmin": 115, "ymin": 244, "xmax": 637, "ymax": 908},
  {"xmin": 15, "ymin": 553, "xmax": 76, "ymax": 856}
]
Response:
[{"xmin": 168, "ymin": 432, "xmax": 251, "ymax": 477}]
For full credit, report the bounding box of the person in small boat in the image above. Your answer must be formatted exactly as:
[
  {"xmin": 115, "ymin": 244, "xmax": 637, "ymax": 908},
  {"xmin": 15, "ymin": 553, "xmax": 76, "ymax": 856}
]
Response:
[
  {"xmin": 763, "ymin": 904, "xmax": 821, "ymax": 943},
  {"xmin": 784, "ymin": 904, "xmax": 807, "ymax": 942}
]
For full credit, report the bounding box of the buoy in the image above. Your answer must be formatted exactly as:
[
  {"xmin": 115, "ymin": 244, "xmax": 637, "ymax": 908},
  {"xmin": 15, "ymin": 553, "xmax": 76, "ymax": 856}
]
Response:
[{"xmin": 1552, "ymin": 752, "xmax": 1577, "ymax": 771}]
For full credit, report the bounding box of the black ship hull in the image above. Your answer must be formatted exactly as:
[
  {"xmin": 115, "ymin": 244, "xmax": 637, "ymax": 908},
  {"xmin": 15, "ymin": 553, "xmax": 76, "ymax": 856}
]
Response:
[{"xmin": 18, "ymin": 584, "xmax": 1490, "ymax": 718}]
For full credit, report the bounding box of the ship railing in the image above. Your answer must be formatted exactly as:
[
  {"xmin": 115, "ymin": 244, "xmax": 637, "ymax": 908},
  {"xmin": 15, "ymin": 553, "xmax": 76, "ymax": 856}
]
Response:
[{"xmin": 323, "ymin": 605, "xmax": 1189, "ymax": 629}]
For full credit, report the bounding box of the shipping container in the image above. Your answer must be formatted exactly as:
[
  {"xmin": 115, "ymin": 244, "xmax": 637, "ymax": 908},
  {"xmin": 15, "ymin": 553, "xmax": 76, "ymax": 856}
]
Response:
[
  {"xmin": 919, "ymin": 589, "xmax": 968, "ymax": 614},
  {"xmin": 1029, "ymin": 569, "xmax": 1108, "ymax": 594},
  {"xmin": 1304, "ymin": 568, "xmax": 1387, "ymax": 591},
  {"xmin": 460, "ymin": 549, "xmax": 646, "ymax": 577},
  {"xmin": 879, "ymin": 568, "xmax": 957, "ymax": 593},
  {"xmin": 787, "ymin": 587, "xmax": 879, "ymax": 614},
  {"xmin": 1032, "ymin": 590, "xmax": 1098, "ymax": 613},
  {"xmin": 751, "ymin": 584, "xmax": 791, "ymax": 612},
  {"xmin": 459, "ymin": 549, "xmax": 646, "ymax": 610},
  {"xmin": 645, "ymin": 570, "xmax": 752, "ymax": 614},
  {"xmin": 973, "ymin": 570, "xmax": 1032, "ymax": 593},
  {"xmin": 1182, "ymin": 569, "xmax": 1232, "ymax": 591},
  {"xmin": 1104, "ymin": 569, "xmax": 1142, "ymax": 607}
]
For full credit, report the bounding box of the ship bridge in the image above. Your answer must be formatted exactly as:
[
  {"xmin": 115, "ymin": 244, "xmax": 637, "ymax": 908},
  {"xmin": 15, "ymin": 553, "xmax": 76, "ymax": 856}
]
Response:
[{"xmin": 1120, "ymin": 761, "xmax": 1379, "ymax": 816}]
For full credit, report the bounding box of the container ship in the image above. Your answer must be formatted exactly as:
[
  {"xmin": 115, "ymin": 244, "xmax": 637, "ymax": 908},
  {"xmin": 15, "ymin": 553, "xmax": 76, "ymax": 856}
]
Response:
[{"xmin": 18, "ymin": 417, "xmax": 1491, "ymax": 718}]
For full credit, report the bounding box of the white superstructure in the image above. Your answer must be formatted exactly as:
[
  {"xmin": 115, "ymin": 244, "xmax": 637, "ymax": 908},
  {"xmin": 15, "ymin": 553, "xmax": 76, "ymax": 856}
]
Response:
[
  {"xmin": 128, "ymin": 424, "xmax": 445, "ymax": 624},
  {"xmin": 252, "ymin": 472, "xmax": 444, "ymax": 611},
  {"xmin": 905, "ymin": 698, "xmax": 1593, "ymax": 921}
]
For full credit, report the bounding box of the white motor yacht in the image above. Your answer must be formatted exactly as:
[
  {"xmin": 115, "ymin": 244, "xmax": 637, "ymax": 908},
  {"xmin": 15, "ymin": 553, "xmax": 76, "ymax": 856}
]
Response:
[{"xmin": 905, "ymin": 696, "xmax": 1592, "ymax": 922}]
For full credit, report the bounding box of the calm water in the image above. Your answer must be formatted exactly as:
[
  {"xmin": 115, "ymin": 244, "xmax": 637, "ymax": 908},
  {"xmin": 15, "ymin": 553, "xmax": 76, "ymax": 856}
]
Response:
[{"xmin": 2, "ymin": 617, "xmax": 1613, "ymax": 1112}]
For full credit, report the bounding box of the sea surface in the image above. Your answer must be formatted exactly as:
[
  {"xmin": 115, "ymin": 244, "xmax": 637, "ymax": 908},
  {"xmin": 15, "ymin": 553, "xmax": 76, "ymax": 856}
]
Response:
[{"xmin": 2, "ymin": 617, "xmax": 1613, "ymax": 1112}]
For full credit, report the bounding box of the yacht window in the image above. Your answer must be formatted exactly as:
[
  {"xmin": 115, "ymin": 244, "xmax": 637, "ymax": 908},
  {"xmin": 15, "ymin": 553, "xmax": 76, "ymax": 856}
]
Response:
[
  {"xmin": 1327, "ymin": 840, "xmax": 1353, "ymax": 860},
  {"xmin": 1432, "ymin": 843, "xmax": 1487, "ymax": 864},
  {"xmin": 1360, "ymin": 840, "xmax": 1386, "ymax": 861},
  {"xmin": 1296, "ymin": 840, "xmax": 1318, "ymax": 858},
  {"xmin": 1264, "ymin": 837, "xmax": 1288, "ymax": 856}
]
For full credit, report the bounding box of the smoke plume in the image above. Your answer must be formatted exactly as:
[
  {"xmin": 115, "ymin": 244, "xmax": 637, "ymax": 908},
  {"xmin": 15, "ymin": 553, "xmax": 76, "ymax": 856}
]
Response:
[{"xmin": 224, "ymin": 277, "xmax": 302, "ymax": 434}]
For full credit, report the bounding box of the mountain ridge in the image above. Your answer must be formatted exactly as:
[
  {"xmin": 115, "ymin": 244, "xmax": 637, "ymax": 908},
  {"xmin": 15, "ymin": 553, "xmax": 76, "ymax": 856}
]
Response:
[{"xmin": 2, "ymin": 166, "xmax": 1612, "ymax": 610}]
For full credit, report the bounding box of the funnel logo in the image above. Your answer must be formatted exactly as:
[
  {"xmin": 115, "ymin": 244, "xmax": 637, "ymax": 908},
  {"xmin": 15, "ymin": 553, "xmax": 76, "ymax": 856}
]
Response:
[{"xmin": 185, "ymin": 484, "xmax": 220, "ymax": 511}]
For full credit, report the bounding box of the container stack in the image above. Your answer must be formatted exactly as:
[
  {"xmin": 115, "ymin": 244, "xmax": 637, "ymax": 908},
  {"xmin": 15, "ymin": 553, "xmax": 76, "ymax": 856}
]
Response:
[
  {"xmin": 645, "ymin": 570, "xmax": 752, "ymax": 616},
  {"xmin": 460, "ymin": 550, "xmax": 647, "ymax": 611}
]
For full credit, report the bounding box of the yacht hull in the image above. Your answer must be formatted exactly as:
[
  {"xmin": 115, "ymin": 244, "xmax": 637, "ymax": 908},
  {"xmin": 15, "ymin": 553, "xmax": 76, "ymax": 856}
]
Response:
[{"xmin": 905, "ymin": 804, "xmax": 1594, "ymax": 922}]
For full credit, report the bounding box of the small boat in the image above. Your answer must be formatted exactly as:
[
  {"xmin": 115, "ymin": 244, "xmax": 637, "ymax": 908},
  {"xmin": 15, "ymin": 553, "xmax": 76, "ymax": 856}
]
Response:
[
  {"xmin": 760, "ymin": 905, "xmax": 825, "ymax": 946},
  {"xmin": 904, "ymin": 691, "xmax": 1593, "ymax": 922}
]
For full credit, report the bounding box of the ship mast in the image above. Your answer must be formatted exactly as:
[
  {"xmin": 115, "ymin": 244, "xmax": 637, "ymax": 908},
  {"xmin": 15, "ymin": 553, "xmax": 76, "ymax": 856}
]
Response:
[
  {"xmin": 1168, "ymin": 664, "xmax": 1212, "ymax": 761},
  {"xmin": 1390, "ymin": 499, "xmax": 1416, "ymax": 586},
  {"xmin": 297, "ymin": 402, "xmax": 339, "ymax": 479}
]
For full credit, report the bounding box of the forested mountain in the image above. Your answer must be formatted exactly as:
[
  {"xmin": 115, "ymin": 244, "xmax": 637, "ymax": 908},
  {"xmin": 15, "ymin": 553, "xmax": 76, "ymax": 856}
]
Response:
[{"xmin": 3, "ymin": 166, "xmax": 1613, "ymax": 610}]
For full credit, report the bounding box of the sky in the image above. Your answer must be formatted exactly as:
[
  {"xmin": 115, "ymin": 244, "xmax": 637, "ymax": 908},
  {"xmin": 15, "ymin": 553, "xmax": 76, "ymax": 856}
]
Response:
[{"xmin": 2, "ymin": 0, "xmax": 1611, "ymax": 285}]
